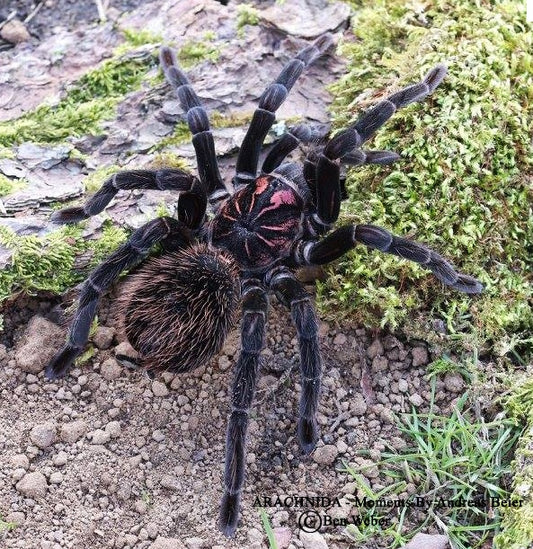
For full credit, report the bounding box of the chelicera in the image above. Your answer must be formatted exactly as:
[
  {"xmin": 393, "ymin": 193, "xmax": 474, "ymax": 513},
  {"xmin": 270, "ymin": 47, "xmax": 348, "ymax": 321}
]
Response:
[{"xmin": 46, "ymin": 34, "xmax": 482, "ymax": 536}]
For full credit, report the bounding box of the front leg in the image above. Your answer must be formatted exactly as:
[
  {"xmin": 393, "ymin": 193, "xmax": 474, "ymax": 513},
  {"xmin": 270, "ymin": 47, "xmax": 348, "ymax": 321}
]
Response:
[
  {"xmin": 294, "ymin": 224, "xmax": 483, "ymax": 294},
  {"xmin": 46, "ymin": 217, "xmax": 192, "ymax": 379},
  {"xmin": 52, "ymin": 169, "xmax": 207, "ymax": 227}
]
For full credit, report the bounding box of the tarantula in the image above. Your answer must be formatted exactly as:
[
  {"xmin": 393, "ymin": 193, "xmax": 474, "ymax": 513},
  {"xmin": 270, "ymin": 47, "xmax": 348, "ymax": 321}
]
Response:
[{"xmin": 46, "ymin": 34, "xmax": 482, "ymax": 536}]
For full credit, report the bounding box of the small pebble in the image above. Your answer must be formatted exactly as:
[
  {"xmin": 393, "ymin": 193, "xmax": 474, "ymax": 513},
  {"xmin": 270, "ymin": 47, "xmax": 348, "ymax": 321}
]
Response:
[
  {"xmin": 152, "ymin": 380, "xmax": 169, "ymax": 397},
  {"xmin": 100, "ymin": 358, "xmax": 122, "ymax": 380},
  {"xmin": 30, "ymin": 422, "xmax": 57, "ymax": 449},
  {"xmin": 92, "ymin": 326, "xmax": 115, "ymax": 350},
  {"xmin": 90, "ymin": 429, "xmax": 110, "ymax": 445},
  {"xmin": 60, "ymin": 420, "xmax": 87, "ymax": 443},
  {"xmin": 16, "ymin": 471, "xmax": 47, "ymax": 498},
  {"xmin": 313, "ymin": 444, "xmax": 338, "ymax": 465},
  {"xmin": 444, "ymin": 372, "xmax": 465, "ymax": 393}
]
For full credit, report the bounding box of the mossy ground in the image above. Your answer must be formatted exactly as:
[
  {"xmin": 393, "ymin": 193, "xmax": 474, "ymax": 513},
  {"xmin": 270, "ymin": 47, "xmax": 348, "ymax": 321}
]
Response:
[
  {"xmin": 326, "ymin": 1, "xmax": 531, "ymax": 547},
  {"xmin": 320, "ymin": 0, "xmax": 532, "ymax": 363}
]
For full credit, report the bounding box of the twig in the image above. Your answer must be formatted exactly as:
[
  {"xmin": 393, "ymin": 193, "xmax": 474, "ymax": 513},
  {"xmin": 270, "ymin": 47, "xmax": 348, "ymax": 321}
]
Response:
[
  {"xmin": 24, "ymin": 1, "xmax": 44, "ymax": 25},
  {"xmin": 0, "ymin": 10, "xmax": 17, "ymax": 31},
  {"xmin": 94, "ymin": 0, "xmax": 110, "ymax": 22}
]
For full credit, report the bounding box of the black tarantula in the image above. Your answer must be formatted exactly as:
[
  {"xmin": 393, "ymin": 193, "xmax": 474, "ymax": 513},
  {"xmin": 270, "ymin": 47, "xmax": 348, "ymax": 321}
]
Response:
[{"xmin": 46, "ymin": 34, "xmax": 483, "ymax": 536}]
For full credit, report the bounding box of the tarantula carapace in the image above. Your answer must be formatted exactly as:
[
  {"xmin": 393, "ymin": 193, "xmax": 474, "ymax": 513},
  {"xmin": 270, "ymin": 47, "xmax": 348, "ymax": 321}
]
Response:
[{"xmin": 46, "ymin": 34, "xmax": 482, "ymax": 536}]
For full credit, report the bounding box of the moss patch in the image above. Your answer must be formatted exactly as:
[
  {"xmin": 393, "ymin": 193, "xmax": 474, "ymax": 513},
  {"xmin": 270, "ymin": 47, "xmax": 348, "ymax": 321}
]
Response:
[
  {"xmin": 0, "ymin": 50, "xmax": 157, "ymax": 148},
  {"xmin": 177, "ymin": 34, "xmax": 221, "ymax": 69},
  {"xmin": 0, "ymin": 174, "xmax": 26, "ymax": 197},
  {"xmin": 323, "ymin": 0, "xmax": 532, "ymax": 361},
  {"xmin": 497, "ymin": 372, "xmax": 533, "ymax": 548},
  {"xmin": 0, "ymin": 222, "xmax": 128, "ymax": 301}
]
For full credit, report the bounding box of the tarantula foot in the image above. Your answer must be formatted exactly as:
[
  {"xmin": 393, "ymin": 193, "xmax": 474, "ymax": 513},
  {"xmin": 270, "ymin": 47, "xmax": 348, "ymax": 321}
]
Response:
[
  {"xmin": 51, "ymin": 207, "xmax": 88, "ymax": 224},
  {"xmin": 45, "ymin": 346, "xmax": 79, "ymax": 379},
  {"xmin": 451, "ymin": 274, "xmax": 483, "ymax": 294},
  {"xmin": 298, "ymin": 417, "xmax": 319, "ymax": 454},
  {"xmin": 219, "ymin": 492, "xmax": 240, "ymax": 537}
]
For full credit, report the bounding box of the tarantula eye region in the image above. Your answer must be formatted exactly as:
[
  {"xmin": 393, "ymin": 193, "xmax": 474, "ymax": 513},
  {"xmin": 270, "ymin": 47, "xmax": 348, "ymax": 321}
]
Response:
[{"xmin": 116, "ymin": 244, "xmax": 240, "ymax": 374}]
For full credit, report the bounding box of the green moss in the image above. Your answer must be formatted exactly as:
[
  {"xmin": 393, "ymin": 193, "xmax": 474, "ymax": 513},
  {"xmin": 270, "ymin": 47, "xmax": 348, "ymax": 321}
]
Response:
[
  {"xmin": 0, "ymin": 220, "xmax": 129, "ymax": 302},
  {"xmin": 83, "ymin": 165, "xmax": 121, "ymax": 193},
  {"xmin": 0, "ymin": 50, "xmax": 157, "ymax": 147},
  {"xmin": 122, "ymin": 28, "xmax": 162, "ymax": 47},
  {"xmin": 149, "ymin": 152, "xmax": 190, "ymax": 170},
  {"xmin": 322, "ymin": 0, "xmax": 532, "ymax": 360},
  {"xmin": 0, "ymin": 174, "xmax": 26, "ymax": 197},
  {"xmin": 497, "ymin": 372, "xmax": 533, "ymax": 548},
  {"xmin": 150, "ymin": 122, "xmax": 191, "ymax": 152},
  {"xmin": 236, "ymin": 4, "xmax": 260, "ymax": 36},
  {"xmin": 177, "ymin": 35, "xmax": 221, "ymax": 69}
]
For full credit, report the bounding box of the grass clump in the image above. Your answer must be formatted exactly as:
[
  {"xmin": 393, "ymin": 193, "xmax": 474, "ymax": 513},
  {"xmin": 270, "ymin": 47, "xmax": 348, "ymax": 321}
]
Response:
[
  {"xmin": 0, "ymin": 515, "xmax": 16, "ymax": 532},
  {"xmin": 344, "ymin": 380, "xmax": 520, "ymax": 548},
  {"xmin": 322, "ymin": 0, "xmax": 532, "ymax": 361}
]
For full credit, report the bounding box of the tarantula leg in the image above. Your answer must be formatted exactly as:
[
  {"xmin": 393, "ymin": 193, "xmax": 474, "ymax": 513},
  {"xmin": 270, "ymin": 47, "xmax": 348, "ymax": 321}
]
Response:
[
  {"xmin": 268, "ymin": 268, "xmax": 322, "ymax": 454},
  {"xmin": 160, "ymin": 47, "xmax": 227, "ymax": 195},
  {"xmin": 261, "ymin": 123, "xmax": 329, "ymax": 174},
  {"xmin": 295, "ymin": 225, "xmax": 483, "ymax": 294},
  {"xmin": 52, "ymin": 169, "xmax": 207, "ymax": 228},
  {"xmin": 220, "ymin": 280, "xmax": 267, "ymax": 537},
  {"xmin": 45, "ymin": 217, "xmax": 192, "ymax": 379},
  {"xmin": 234, "ymin": 34, "xmax": 333, "ymax": 186},
  {"xmin": 309, "ymin": 65, "xmax": 447, "ymax": 226}
]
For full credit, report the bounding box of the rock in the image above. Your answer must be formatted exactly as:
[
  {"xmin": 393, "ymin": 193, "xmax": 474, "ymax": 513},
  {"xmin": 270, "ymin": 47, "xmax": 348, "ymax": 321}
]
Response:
[
  {"xmin": 90, "ymin": 429, "xmax": 111, "ymax": 445},
  {"xmin": 260, "ymin": 0, "xmax": 350, "ymax": 38},
  {"xmin": 114, "ymin": 340, "xmax": 140, "ymax": 369},
  {"xmin": 367, "ymin": 339, "xmax": 384, "ymax": 359},
  {"xmin": 17, "ymin": 143, "xmax": 72, "ymax": 170},
  {"xmin": 398, "ymin": 379, "xmax": 409, "ymax": 393},
  {"xmin": 29, "ymin": 422, "xmax": 57, "ymax": 449},
  {"xmin": 300, "ymin": 531, "xmax": 328, "ymax": 549},
  {"xmin": 411, "ymin": 346, "xmax": 429, "ymax": 367},
  {"xmin": 372, "ymin": 355, "xmax": 389, "ymax": 371},
  {"xmin": 15, "ymin": 316, "xmax": 64, "ymax": 374},
  {"xmin": 16, "ymin": 471, "xmax": 47, "ymax": 498},
  {"xmin": 49, "ymin": 472, "xmax": 63, "ymax": 484},
  {"xmin": 105, "ymin": 421, "xmax": 121, "ymax": 438},
  {"xmin": 53, "ymin": 451, "xmax": 68, "ymax": 466},
  {"xmin": 313, "ymin": 444, "xmax": 338, "ymax": 465},
  {"xmin": 185, "ymin": 537, "xmax": 205, "ymax": 549},
  {"xmin": 273, "ymin": 527, "xmax": 292, "ymax": 549},
  {"xmin": 403, "ymin": 533, "xmax": 449, "ymax": 549},
  {"xmin": 409, "ymin": 393, "xmax": 424, "ymax": 407},
  {"xmin": 100, "ymin": 358, "xmax": 122, "ymax": 380},
  {"xmin": 0, "ymin": 19, "xmax": 30, "ymax": 44},
  {"xmin": 60, "ymin": 420, "xmax": 87, "ymax": 443},
  {"xmin": 152, "ymin": 380, "xmax": 169, "ymax": 397},
  {"xmin": 92, "ymin": 326, "xmax": 115, "ymax": 350},
  {"xmin": 150, "ymin": 537, "xmax": 187, "ymax": 549},
  {"xmin": 5, "ymin": 511, "xmax": 25, "ymax": 526},
  {"xmin": 11, "ymin": 454, "xmax": 30, "ymax": 469},
  {"xmin": 161, "ymin": 475, "xmax": 181, "ymax": 491},
  {"xmin": 117, "ymin": 482, "xmax": 132, "ymax": 501},
  {"xmin": 444, "ymin": 372, "xmax": 465, "ymax": 393},
  {"xmin": 333, "ymin": 333, "xmax": 347, "ymax": 346},
  {"xmin": 350, "ymin": 393, "xmax": 368, "ymax": 416}
]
